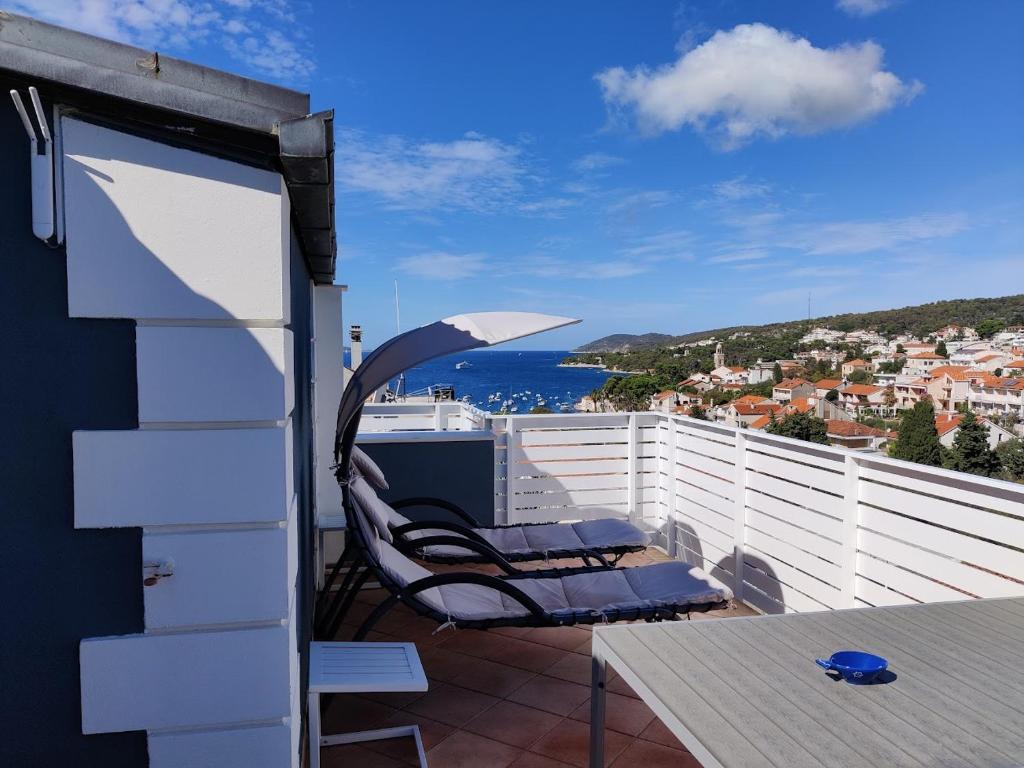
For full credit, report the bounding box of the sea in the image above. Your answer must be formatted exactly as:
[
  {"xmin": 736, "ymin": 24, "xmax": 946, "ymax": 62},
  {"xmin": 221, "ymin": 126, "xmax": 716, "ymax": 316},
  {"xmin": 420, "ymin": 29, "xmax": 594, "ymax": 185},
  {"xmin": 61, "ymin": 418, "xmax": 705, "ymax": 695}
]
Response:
[{"xmin": 345, "ymin": 349, "xmax": 622, "ymax": 414}]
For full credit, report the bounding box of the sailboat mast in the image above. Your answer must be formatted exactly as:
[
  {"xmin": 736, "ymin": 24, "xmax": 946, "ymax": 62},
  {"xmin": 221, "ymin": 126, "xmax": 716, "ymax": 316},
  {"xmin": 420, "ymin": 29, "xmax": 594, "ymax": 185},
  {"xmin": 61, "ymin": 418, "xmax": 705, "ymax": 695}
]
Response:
[{"xmin": 394, "ymin": 280, "xmax": 406, "ymax": 398}]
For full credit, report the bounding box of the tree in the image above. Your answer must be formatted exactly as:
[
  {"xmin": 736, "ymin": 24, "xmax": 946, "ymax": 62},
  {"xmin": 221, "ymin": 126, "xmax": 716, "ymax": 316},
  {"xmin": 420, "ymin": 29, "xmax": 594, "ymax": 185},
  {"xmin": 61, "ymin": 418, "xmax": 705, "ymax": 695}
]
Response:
[
  {"xmin": 825, "ymin": 388, "xmax": 839, "ymax": 402},
  {"xmin": 996, "ymin": 438, "xmax": 1024, "ymax": 482},
  {"xmin": 772, "ymin": 362, "xmax": 783, "ymax": 383},
  {"xmin": 891, "ymin": 399, "xmax": 943, "ymax": 467},
  {"xmin": 848, "ymin": 369, "xmax": 872, "ymax": 384},
  {"xmin": 689, "ymin": 404, "xmax": 708, "ymax": 420},
  {"xmin": 934, "ymin": 340, "xmax": 948, "ymax": 358},
  {"xmin": 946, "ymin": 411, "xmax": 1001, "ymax": 477},
  {"xmin": 883, "ymin": 387, "xmax": 897, "ymax": 413},
  {"xmin": 765, "ymin": 412, "xmax": 829, "ymax": 444},
  {"xmin": 529, "ymin": 405, "xmax": 553, "ymax": 414},
  {"xmin": 896, "ymin": 343, "xmax": 905, "ymax": 354},
  {"xmin": 976, "ymin": 319, "xmax": 1003, "ymax": 339}
]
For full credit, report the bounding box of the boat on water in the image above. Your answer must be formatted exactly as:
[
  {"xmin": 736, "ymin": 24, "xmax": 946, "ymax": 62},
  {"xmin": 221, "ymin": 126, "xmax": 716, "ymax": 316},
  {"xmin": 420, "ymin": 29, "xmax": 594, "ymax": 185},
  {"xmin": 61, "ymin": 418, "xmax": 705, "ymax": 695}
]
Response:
[{"xmin": 455, "ymin": 360, "xmax": 471, "ymax": 369}]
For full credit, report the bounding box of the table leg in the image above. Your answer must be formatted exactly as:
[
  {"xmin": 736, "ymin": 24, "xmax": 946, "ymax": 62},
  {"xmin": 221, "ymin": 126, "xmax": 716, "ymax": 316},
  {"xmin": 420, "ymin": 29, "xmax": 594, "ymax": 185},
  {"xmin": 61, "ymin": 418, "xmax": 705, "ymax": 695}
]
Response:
[
  {"xmin": 590, "ymin": 648, "xmax": 607, "ymax": 768},
  {"xmin": 308, "ymin": 691, "xmax": 321, "ymax": 768}
]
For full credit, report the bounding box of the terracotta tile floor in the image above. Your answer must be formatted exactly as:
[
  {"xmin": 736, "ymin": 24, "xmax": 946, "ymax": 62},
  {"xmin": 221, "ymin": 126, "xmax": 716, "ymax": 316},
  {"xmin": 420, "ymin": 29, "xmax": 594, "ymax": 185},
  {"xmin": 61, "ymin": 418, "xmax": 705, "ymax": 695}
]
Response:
[{"xmin": 322, "ymin": 550, "xmax": 756, "ymax": 768}]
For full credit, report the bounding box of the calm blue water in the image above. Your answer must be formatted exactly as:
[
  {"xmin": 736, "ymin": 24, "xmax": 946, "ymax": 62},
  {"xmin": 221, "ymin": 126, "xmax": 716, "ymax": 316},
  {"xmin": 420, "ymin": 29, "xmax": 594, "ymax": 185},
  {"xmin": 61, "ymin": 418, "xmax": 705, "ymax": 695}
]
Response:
[{"xmin": 346, "ymin": 350, "xmax": 620, "ymax": 413}]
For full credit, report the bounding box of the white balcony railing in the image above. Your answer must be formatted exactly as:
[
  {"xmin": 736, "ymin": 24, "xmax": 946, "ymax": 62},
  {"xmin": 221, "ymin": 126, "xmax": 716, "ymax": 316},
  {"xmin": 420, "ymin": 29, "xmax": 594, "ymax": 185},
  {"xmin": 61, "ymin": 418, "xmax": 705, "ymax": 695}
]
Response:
[
  {"xmin": 360, "ymin": 402, "xmax": 488, "ymax": 432},
  {"xmin": 365, "ymin": 405, "xmax": 1024, "ymax": 615}
]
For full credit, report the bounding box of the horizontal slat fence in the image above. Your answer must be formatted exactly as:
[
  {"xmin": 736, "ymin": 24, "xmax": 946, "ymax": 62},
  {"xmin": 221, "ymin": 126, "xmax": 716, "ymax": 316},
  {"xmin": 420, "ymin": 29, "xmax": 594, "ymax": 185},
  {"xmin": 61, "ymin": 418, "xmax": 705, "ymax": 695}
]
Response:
[
  {"xmin": 360, "ymin": 402, "xmax": 487, "ymax": 432},
  {"xmin": 363, "ymin": 404, "xmax": 1024, "ymax": 613}
]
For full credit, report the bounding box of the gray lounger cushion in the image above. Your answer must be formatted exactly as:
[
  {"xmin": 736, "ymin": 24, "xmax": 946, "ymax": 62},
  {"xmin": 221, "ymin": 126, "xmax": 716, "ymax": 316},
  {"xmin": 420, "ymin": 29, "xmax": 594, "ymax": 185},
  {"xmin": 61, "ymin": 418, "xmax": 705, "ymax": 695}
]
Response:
[
  {"xmin": 371, "ymin": 487, "xmax": 651, "ymax": 558},
  {"xmin": 351, "ymin": 446, "xmax": 389, "ymax": 490},
  {"xmin": 372, "ymin": 531, "xmax": 732, "ymax": 621}
]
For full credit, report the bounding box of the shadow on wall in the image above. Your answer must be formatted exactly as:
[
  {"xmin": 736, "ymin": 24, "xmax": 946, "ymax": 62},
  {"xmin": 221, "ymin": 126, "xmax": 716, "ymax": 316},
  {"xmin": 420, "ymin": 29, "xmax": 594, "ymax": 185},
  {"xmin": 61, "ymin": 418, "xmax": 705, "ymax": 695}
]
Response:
[
  {"xmin": 0, "ymin": 97, "xmax": 309, "ymax": 766},
  {"xmin": 672, "ymin": 518, "xmax": 786, "ymax": 614}
]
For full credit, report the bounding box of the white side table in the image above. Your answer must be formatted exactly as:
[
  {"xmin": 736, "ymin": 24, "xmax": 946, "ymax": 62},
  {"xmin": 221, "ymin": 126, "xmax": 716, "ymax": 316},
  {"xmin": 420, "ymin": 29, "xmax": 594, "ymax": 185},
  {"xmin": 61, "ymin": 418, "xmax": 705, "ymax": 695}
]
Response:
[
  {"xmin": 308, "ymin": 641, "xmax": 429, "ymax": 768},
  {"xmin": 315, "ymin": 514, "xmax": 347, "ymax": 589}
]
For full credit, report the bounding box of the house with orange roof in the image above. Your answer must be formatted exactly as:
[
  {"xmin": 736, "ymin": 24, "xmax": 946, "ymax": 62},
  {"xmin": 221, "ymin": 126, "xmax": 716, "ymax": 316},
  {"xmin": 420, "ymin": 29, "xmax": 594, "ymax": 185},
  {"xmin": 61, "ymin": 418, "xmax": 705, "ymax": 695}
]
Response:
[
  {"xmin": 783, "ymin": 397, "xmax": 816, "ymax": 415},
  {"xmin": 772, "ymin": 377, "xmax": 814, "ymax": 403},
  {"xmin": 935, "ymin": 413, "xmax": 1016, "ymax": 449},
  {"xmin": 967, "ymin": 374, "xmax": 1024, "ymax": 421},
  {"xmin": 840, "ymin": 358, "xmax": 872, "ymax": 377},
  {"xmin": 723, "ymin": 400, "xmax": 782, "ymax": 427},
  {"xmin": 733, "ymin": 394, "xmax": 767, "ymax": 405},
  {"xmin": 1003, "ymin": 360, "xmax": 1024, "ymax": 374},
  {"xmin": 678, "ymin": 373, "xmax": 714, "ymax": 393},
  {"xmin": 650, "ymin": 390, "xmax": 679, "ymax": 413},
  {"xmin": 814, "ymin": 379, "xmax": 843, "ymax": 399},
  {"xmin": 710, "ymin": 364, "xmax": 749, "ymax": 385},
  {"xmin": 894, "ymin": 377, "xmax": 930, "ymax": 410},
  {"xmin": 836, "ymin": 383, "xmax": 892, "ymax": 416},
  {"xmin": 924, "ymin": 365, "xmax": 973, "ymax": 413},
  {"xmin": 825, "ymin": 420, "xmax": 891, "ymax": 451},
  {"xmin": 902, "ymin": 351, "xmax": 948, "ymax": 377}
]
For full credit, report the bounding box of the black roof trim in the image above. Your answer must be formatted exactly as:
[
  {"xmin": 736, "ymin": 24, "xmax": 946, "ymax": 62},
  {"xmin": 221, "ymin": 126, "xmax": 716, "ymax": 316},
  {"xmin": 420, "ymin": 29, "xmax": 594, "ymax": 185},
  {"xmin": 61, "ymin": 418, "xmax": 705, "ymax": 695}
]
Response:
[{"xmin": 0, "ymin": 11, "xmax": 336, "ymax": 282}]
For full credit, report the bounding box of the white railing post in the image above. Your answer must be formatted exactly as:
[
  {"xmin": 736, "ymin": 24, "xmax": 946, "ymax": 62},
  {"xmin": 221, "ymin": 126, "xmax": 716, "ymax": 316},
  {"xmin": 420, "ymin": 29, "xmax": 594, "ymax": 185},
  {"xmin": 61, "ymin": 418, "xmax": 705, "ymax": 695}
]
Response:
[
  {"xmin": 627, "ymin": 413, "xmax": 638, "ymax": 525},
  {"xmin": 502, "ymin": 416, "xmax": 516, "ymax": 524},
  {"xmin": 492, "ymin": 415, "xmax": 508, "ymax": 524},
  {"xmin": 433, "ymin": 403, "xmax": 443, "ymax": 432},
  {"xmin": 841, "ymin": 454, "xmax": 860, "ymax": 608},
  {"xmin": 732, "ymin": 431, "xmax": 747, "ymax": 603},
  {"xmin": 665, "ymin": 415, "xmax": 678, "ymax": 558}
]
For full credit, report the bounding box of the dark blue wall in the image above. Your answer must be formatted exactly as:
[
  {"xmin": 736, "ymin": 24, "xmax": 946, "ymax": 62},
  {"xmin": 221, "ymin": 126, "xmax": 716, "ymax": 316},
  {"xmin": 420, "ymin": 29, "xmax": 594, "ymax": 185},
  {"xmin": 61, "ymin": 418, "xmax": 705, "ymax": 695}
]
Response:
[
  {"xmin": 0, "ymin": 79, "xmax": 147, "ymax": 766},
  {"xmin": 358, "ymin": 438, "xmax": 497, "ymax": 526},
  {"xmin": 289, "ymin": 233, "xmax": 315, "ymax": 760}
]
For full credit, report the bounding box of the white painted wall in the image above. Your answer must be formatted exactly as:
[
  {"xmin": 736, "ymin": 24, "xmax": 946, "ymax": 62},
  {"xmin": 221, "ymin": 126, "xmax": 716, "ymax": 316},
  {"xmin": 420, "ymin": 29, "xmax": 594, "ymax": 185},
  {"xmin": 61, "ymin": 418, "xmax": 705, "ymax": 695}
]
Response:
[
  {"xmin": 148, "ymin": 724, "xmax": 294, "ymax": 768},
  {"xmin": 136, "ymin": 326, "xmax": 293, "ymax": 422},
  {"xmin": 66, "ymin": 118, "xmax": 304, "ymax": 766},
  {"xmin": 62, "ymin": 118, "xmax": 289, "ymax": 323},
  {"xmin": 312, "ymin": 285, "xmax": 346, "ymax": 513},
  {"xmin": 73, "ymin": 427, "xmax": 291, "ymax": 528},
  {"xmin": 141, "ymin": 528, "xmax": 290, "ymax": 628},
  {"xmin": 81, "ymin": 627, "xmax": 292, "ymax": 733}
]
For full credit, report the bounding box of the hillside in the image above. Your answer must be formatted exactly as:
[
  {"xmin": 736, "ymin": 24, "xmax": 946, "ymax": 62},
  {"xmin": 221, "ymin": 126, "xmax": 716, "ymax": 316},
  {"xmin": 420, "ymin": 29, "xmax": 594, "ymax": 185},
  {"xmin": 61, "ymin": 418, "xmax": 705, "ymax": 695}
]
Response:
[
  {"xmin": 573, "ymin": 295, "xmax": 1024, "ymax": 353},
  {"xmin": 574, "ymin": 332, "xmax": 676, "ymax": 353}
]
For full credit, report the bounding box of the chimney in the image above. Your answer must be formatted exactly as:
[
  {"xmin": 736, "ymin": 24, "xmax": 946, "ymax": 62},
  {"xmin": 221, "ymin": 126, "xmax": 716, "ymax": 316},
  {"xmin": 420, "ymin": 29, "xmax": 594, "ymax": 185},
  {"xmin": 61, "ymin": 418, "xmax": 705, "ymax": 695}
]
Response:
[{"xmin": 350, "ymin": 325, "xmax": 363, "ymax": 370}]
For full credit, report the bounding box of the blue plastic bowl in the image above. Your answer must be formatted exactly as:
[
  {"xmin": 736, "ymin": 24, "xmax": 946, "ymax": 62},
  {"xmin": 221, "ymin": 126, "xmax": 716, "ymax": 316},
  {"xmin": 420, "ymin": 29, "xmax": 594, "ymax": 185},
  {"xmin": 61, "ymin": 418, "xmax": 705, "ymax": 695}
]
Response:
[{"xmin": 815, "ymin": 651, "xmax": 888, "ymax": 684}]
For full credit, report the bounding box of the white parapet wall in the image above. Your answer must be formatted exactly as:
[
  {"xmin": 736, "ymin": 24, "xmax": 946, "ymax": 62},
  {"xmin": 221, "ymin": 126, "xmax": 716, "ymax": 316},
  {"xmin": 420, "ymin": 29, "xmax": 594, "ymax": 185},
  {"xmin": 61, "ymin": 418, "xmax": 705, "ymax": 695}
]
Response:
[
  {"xmin": 488, "ymin": 411, "xmax": 1024, "ymax": 615},
  {"xmin": 64, "ymin": 117, "xmax": 303, "ymax": 766}
]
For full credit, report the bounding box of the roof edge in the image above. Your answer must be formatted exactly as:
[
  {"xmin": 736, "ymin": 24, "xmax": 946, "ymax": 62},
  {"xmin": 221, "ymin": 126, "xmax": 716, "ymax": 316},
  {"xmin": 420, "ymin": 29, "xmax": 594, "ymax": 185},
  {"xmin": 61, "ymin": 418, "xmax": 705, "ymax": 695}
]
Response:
[{"xmin": 0, "ymin": 11, "xmax": 309, "ymax": 133}]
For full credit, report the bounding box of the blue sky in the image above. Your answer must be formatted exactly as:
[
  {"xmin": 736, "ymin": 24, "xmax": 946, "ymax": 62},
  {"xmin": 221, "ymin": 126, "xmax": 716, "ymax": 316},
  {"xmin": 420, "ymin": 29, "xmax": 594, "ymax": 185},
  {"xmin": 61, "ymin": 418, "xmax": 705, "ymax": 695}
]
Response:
[{"xmin": 18, "ymin": 0, "xmax": 1024, "ymax": 349}]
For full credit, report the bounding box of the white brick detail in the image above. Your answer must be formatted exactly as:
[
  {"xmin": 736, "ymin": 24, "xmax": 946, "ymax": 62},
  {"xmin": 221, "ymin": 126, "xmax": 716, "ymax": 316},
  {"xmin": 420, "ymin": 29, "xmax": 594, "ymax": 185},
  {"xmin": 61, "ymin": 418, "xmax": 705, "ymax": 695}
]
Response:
[
  {"xmin": 81, "ymin": 627, "xmax": 291, "ymax": 733},
  {"xmin": 136, "ymin": 326, "xmax": 294, "ymax": 423},
  {"xmin": 74, "ymin": 427, "xmax": 290, "ymax": 528},
  {"xmin": 148, "ymin": 725, "xmax": 294, "ymax": 768},
  {"xmin": 142, "ymin": 528, "xmax": 290, "ymax": 628},
  {"xmin": 62, "ymin": 117, "xmax": 289, "ymax": 323}
]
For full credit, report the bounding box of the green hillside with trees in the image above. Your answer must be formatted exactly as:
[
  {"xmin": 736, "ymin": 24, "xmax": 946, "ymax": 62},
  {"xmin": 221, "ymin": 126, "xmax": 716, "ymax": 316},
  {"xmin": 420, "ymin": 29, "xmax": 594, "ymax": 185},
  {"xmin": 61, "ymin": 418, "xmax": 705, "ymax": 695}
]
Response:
[{"xmin": 573, "ymin": 294, "xmax": 1024, "ymax": 353}]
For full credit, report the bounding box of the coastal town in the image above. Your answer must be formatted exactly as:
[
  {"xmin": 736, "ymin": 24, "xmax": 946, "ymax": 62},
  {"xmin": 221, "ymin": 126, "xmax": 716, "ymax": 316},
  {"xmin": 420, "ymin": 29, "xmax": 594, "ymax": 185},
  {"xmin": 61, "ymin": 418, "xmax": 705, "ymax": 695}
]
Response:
[{"xmin": 574, "ymin": 321, "xmax": 1024, "ymax": 479}]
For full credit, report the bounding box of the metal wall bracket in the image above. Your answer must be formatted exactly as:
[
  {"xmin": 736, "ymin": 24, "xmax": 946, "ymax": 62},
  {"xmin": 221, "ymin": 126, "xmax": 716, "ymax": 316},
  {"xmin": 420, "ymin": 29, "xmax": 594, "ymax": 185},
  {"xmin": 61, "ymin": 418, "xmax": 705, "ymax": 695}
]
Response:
[
  {"xmin": 9, "ymin": 86, "xmax": 55, "ymax": 242},
  {"xmin": 143, "ymin": 558, "xmax": 175, "ymax": 587}
]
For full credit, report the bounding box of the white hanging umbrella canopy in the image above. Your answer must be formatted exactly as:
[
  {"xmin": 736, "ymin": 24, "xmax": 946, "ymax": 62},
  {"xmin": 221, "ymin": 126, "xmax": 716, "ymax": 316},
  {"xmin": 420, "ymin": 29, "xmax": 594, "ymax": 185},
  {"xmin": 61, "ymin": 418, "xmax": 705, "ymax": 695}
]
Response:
[{"xmin": 334, "ymin": 311, "xmax": 580, "ymax": 469}]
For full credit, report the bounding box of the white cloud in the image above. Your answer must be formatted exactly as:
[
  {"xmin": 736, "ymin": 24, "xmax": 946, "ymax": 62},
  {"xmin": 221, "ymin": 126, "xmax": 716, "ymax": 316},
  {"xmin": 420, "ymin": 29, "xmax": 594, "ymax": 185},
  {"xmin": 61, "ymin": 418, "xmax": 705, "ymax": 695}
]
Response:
[
  {"xmin": 785, "ymin": 212, "xmax": 969, "ymax": 255},
  {"xmin": 707, "ymin": 249, "xmax": 770, "ymax": 264},
  {"xmin": 837, "ymin": 0, "xmax": 893, "ymax": 17},
  {"xmin": 395, "ymin": 252, "xmax": 489, "ymax": 280},
  {"xmin": 597, "ymin": 23, "xmax": 922, "ymax": 148},
  {"xmin": 336, "ymin": 130, "xmax": 527, "ymax": 213},
  {"xmin": 517, "ymin": 197, "xmax": 578, "ymax": 218},
  {"xmin": 8, "ymin": 0, "xmax": 314, "ymax": 81},
  {"xmin": 518, "ymin": 256, "xmax": 652, "ymax": 280},
  {"xmin": 605, "ymin": 190, "xmax": 673, "ymax": 214},
  {"xmin": 619, "ymin": 229, "xmax": 695, "ymax": 260},
  {"xmin": 572, "ymin": 152, "xmax": 625, "ymax": 173},
  {"xmin": 711, "ymin": 177, "xmax": 771, "ymax": 201}
]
